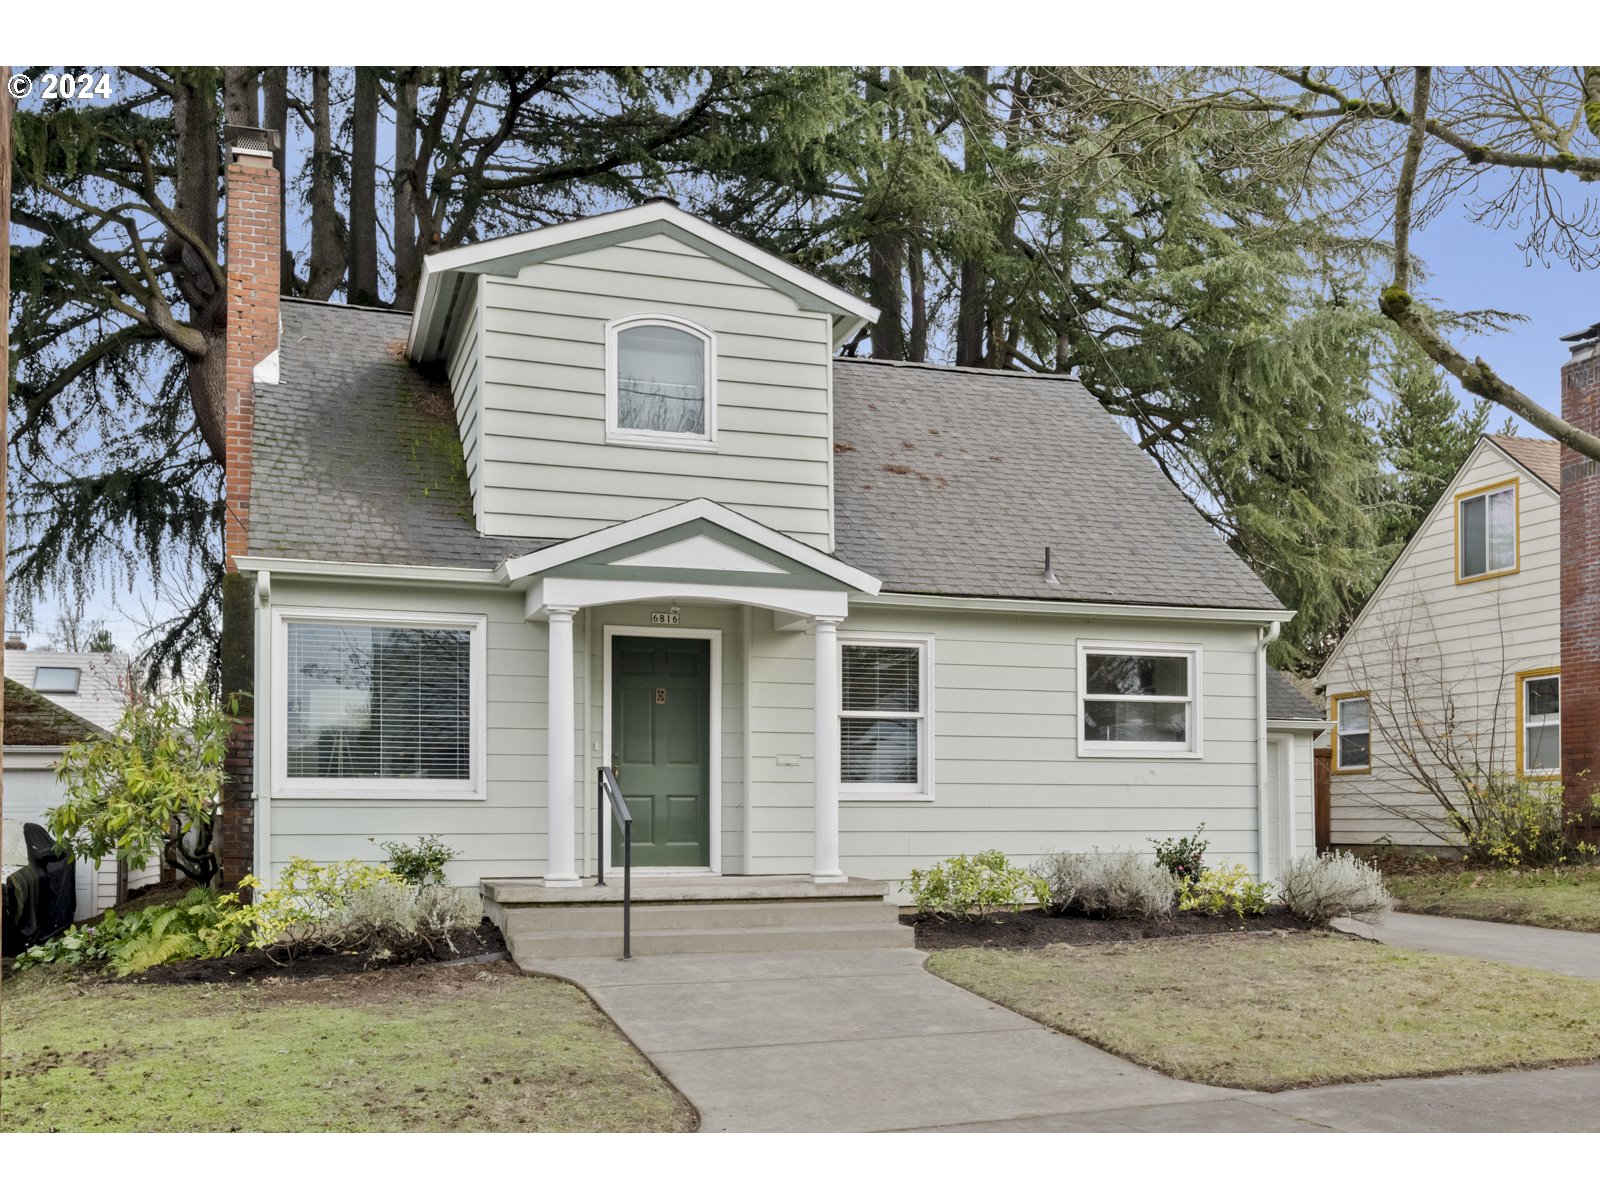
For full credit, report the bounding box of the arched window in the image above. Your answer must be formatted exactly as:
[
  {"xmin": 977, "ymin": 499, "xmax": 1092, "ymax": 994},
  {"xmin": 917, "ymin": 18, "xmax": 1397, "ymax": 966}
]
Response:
[{"xmin": 606, "ymin": 315, "xmax": 716, "ymax": 448}]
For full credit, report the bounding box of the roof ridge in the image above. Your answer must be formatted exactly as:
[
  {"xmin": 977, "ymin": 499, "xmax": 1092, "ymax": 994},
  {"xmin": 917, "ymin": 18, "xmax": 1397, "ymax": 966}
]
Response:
[
  {"xmin": 834, "ymin": 356, "xmax": 1082, "ymax": 382},
  {"xmin": 281, "ymin": 295, "xmax": 413, "ymax": 317}
]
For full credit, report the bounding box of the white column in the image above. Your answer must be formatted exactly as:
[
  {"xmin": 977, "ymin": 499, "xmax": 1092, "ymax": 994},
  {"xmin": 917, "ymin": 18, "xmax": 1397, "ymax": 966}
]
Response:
[
  {"xmin": 544, "ymin": 606, "xmax": 581, "ymax": 887},
  {"xmin": 812, "ymin": 616, "xmax": 845, "ymax": 882}
]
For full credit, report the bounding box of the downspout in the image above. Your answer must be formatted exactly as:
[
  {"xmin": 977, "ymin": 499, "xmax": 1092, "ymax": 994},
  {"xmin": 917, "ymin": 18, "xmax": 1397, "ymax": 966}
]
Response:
[
  {"xmin": 1257, "ymin": 620, "xmax": 1281, "ymax": 882},
  {"xmin": 252, "ymin": 570, "xmax": 272, "ymax": 891}
]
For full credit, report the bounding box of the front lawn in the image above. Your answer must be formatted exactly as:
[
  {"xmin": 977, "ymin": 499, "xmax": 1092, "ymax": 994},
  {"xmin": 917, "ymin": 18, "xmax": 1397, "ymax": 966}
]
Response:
[
  {"xmin": 1385, "ymin": 863, "xmax": 1600, "ymax": 933},
  {"xmin": 1, "ymin": 961, "xmax": 695, "ymax": 1132},
  {"xmin": 927, "ymin": 932, "xmax": 1600, "ymax": 1091}
]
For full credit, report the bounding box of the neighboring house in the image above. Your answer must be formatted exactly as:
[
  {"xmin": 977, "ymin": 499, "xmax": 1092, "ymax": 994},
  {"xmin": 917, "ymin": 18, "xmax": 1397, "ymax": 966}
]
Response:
[
  {"xmin": 4, "ymin": 647, "xmax": 133, "ymax": 731},
  {"xmin": 1316, "ymin": 435, "xmax": 1564, "ymax": 849},
  {"xmin": 216, "ymin": 132, "xmax": 1322, "ymax": 906},
  {"xmin": 2, "ymin": 675, "xmax": 156, "ymax": 921}
]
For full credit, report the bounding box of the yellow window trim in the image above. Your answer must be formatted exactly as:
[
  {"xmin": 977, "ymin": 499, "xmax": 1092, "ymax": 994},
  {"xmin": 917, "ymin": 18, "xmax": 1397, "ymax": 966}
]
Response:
[
  {"xmin": 1514, "ymin": 666, "xmax": 1560, "ymax": 779},
  {"xmin": 1453, "ymin": 477, "xmax": 1521, "ymax": 585},
  {"xmin": 1329, "ymin": 690, "xmax": 1372, "ymax": 775}
]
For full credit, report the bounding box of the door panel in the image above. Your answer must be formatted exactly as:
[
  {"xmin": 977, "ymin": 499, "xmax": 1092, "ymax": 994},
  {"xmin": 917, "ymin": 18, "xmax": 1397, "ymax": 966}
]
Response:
[{"xmin": 611, "ymin": 636, "xmax": 711, "ymax": 868}]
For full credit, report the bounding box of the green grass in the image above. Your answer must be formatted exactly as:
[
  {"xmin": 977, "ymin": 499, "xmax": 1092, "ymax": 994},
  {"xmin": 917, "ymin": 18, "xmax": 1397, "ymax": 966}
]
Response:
[
  {"xmin": 927, "ymin": 932, "xmax": 1600, "ymax": 1091},
  {"xmin": 1386, "ymin": 863, "xmax": 1600, "ymax": 933},
  {"xmin": 1, "ymin": 962, "xmax": 695, "ymax": 1132}
]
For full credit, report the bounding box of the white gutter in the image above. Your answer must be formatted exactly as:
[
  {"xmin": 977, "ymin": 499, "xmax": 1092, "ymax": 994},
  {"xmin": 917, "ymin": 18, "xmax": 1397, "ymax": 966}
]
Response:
[
  {"xmin": 232, "ymin": 556, "xmax": 502, "ymax": 587},
  {"xmin": 1257, "ymin": 620, "xmax": 1282, "ymax": 883},
  {"xmin": 857, "ymin": 592, "xmax": 1296, "ymax": 625}
]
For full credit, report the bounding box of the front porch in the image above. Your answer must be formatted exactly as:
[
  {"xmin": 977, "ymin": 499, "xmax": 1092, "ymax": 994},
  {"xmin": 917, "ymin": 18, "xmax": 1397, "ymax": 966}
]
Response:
[{"xmin": 481, "ymin": 873, "xmax": 912, "ymax": 961}]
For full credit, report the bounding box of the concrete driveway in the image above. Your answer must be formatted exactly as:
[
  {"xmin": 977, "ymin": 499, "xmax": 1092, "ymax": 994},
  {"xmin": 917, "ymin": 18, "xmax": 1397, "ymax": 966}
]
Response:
[
  {"xmin": 1333, "ymin": 911, "xmax": 1600, "ymax": 979},
  {"xmin": 527, "ymin": 945, "xmax": 1600, "ymax": 1133}
]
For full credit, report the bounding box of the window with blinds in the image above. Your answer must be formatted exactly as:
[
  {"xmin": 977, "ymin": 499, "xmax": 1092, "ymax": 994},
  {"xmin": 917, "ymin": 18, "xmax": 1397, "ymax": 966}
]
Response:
[
  {"xmin": 840, "ymin": 638, "xmax": 929, "ymax": 792},
  {"xmin": 284, "ymin": 622, "xmax": 471, "ymax": 782},
  {"xmin": 608, "ymin": 317, "xmax": 715, "ymax": 445}
]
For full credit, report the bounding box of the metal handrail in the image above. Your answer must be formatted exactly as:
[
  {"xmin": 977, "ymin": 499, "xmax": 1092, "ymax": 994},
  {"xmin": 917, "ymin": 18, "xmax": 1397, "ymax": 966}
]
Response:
[{"xmin": 597, "ymin": 766, "xmax": 633, "ymax": 959}]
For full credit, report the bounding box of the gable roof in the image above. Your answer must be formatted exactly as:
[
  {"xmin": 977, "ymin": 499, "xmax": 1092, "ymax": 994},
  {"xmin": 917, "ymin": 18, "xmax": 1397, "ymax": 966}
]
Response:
[
  {"xmin": 1487, "ymin": 434, "xmax": 1561, "ymax": 492},
  {"xmin": 253, "ymin": 302, "xmax": 1285, "ymax": 612},
  {"xmin": 4, "ymin": 677, "xmax": 109, "ymax": 747},
  {"xmin": 3, "ymin": 650, "xmax": 131, "ymax": 731},
  {"xmin": 830, "ymin": 359, "xmax": 1283, "ymax": 608},
  {"xmin": 1266, "ymin": 670, "xmax": 1325, "ymax": 723},
  {"xmin": 407, "ymin": 201, "xmax": 879, "ymax": 362}
]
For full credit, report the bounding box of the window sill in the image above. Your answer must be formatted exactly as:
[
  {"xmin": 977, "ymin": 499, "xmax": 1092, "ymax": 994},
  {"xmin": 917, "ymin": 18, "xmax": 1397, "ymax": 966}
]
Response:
[
  {"xmin": 1076, "ymin": 747, "xmax": 1202, "ymax": 760},
  {"xmin": 841, "ymin": 791, "xmax": 934, "ymax": 804},
  {"xmin": 604, "ymin": 431, "xmax": 719, "ymax": 453},
  {"xmin": 271, "ymin": 785, "xmax": 486, "ymax": 802}
]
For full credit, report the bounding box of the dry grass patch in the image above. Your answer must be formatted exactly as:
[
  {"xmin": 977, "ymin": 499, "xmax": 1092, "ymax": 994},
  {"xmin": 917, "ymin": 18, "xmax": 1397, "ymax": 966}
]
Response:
[
  {"xmin": 2, "ymin": 961, "xmax": 695, "ymax": 1132},
  {"xmin": 1387, "ymin": 863, "xmax": 1600, "ymax": 933},
  {"xmin": 927, "ymin": 931, "xmax": 1600, "ymax": 1091}
]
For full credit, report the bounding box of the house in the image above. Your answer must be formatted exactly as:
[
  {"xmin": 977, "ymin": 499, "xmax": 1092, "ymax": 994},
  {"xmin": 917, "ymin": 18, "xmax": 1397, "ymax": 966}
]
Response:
[
  {"xmin": 1315, "ymin": 436, "xmax": 1561, "ymax": 848},
  {"xmin": 215, "ymin": 128, "xmax": 1323, "ymax": 939},
  {"xmin": 2, "ymin": 670, "xmax": 154, "ymax": 921}
]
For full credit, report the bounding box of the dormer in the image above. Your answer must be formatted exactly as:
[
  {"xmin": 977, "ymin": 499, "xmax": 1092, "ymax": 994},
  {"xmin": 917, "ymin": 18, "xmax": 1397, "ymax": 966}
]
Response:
[{"xmin": 406, "ymin": 202, "xmax": 877, "ymax": 551}]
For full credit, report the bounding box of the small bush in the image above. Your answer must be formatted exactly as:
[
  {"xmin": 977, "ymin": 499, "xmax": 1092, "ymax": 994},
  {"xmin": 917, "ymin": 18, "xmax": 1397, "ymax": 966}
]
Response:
[
  {"xmin": 227, "ymin": 857, "xmax": 402, "ymax": 959},
  {"xmin": 1178, "ymin": 864, "xmax": 1270, "ymax": 920},
  {"xmin": 906, "ymin": 850, "xmax": 1050, "ymax": 921},
  {"xmin": 1277, "ymin": 852, "xmax": 1393, "ymax": 924},
  {"xmin": 15, "ymin": 887, "xmax": 243, "ymax": 976},
  {"xmin": 1036, "ymin": 850, "xmax": 1176, "ymax": 920},
  {"xmin": 1449, "ymin": 775, "xmax": 1597, "ymax": 868},
  {"xmin": 334, "ymin": 881, "xmax": 485, "ymax": 960},
  {"xmin": 1150, "ymin": 825, "xmax": 1208, "ymax": 886},
  {"xmin": 373, "ymin": 834, "xmax": 460, "ymax": 887}
]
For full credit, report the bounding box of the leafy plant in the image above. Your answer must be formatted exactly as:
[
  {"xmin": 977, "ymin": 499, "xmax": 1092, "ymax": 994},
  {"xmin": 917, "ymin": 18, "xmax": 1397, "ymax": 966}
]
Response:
[
  {"xmin": 1035, "ymin": 850, "xmax": 1176, "ymax": 919},
  {"xmin": 906, "ymin": 850, "xmax": 1050, "ymax": 921},
  {"xmin": 225, "ymin": 857, "xmax": 402, "ymax": 960},
  {"xmin": 336, "ymin": 881, "xmax": 485, "ymax": 960},
  {"xmin": 47, "ymin": 682, "xmax": 237, "ymax": 885},
  {"xmin": 1447, "ymin": 775, "xmax": 1598, "ymax": 868},
  {"xmin": 1277, "ymin": 852, "xmax": 1393, "ymax": 924},
  {"xmin": 1178, "ymin": 864, "xmax": 1271, "ymax": 920},
  {"xmin": 373, "ymin": 834, "xmax": 460, "ymax": 887},
  {"xmin": 1150, "ymin": 825, "xmax": 1208, "ymax": 886},
  {"xmin": 15, "ymin": 887, "xmax": 243, "ymax": 976}
]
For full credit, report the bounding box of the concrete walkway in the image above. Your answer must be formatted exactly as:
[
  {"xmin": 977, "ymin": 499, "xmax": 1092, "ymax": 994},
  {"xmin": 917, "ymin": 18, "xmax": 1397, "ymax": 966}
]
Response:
[
  {"xmin": 526, "ymin": 946, "xmax": 1600, "ymax": 1133},
  {"xmin": 1333, "ymin": 911, "xmax": 1600, "ymax": 979}
]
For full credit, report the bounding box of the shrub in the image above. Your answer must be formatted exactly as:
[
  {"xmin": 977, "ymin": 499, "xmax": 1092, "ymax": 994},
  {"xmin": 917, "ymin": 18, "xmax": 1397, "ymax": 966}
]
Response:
[
  {"xmin": 16, "ymin": 887, "xmax": 243, "ymax": 976},
  {"xmin": 334, "ymin": 881, "xmax": 485, "ymax": 960},
  {"xmin": 226, "ymin": 857, "xmax": 402, "ymax": 960},
  {"xmin": 1035, "ymin": 850, "xmax": 1175, "ymax": 919},
  {"xmin": 1150, "ymin": 825, "xmax": 1208, "ymax": 886},
  {"xmin": 906, "ymin": 850, "xmax": 1050, "ymax": 921},
  {"xmin": 1448, "ymin": 775, "xmax": 1597, "ymax": 868},
  {"xmin": 1178, "ymin": 864, "xmax": 1271, "ymax": 919},
  {"xmin": 373, "ymin": 834, "xmax": 460, "ymax": 887},
  {"xmin": 1277, "ymin": 852, "xmax": 1393, "ymax": 924}
]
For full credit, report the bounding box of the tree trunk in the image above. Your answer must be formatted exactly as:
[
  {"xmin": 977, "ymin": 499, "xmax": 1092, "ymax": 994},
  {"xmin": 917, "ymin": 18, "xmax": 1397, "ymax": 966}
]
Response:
[
  {"xmin": 223, "ymin": 67, "xmax": 259, "ymax": 127},
  {"xmin": 349, "ymin": 67, "xmax": 381, "ymax": 306},
  {"xmin": 392, "ymin": 68, "xmax": 422, "ymax": 310},
  {"xmin": 955, "ymin": 65, "xmax": 989, "ymax": 367},
  {"xmin": 2, "ymin": 66, "xmax": 11, "ymax": 777},
  {"xmin": 171, "ymin": 69, "xmax": 228, "ymax": 465},
  {"xmin": 907, "ymin": 242, "xmax": 928, "ymax": 363},
  {"xmin": 867, "ymin": 232, "xmax": 906, "ymax": 360},
  {"xmin": 306, "ymin": 67, "xmax": 345, "ymax": 301},
  {"xmin": 262, "ymin": 67, "xmax": 293, "ymax": 294}
]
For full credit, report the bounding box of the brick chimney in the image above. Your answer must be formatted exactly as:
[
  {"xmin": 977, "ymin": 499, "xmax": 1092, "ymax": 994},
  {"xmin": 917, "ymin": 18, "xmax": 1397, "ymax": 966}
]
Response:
[
  {"xmin": 1560, "ymin": 320, "xmax": 1600, "ymax": 830},
  {"xmin": 219, "ymin": 125, "xmax": 282, "ymax": 885}
]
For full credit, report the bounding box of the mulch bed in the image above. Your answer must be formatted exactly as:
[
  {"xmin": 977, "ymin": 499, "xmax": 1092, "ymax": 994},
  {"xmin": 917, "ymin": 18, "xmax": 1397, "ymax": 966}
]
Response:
[
  {"xmin": 905, "ymin": 907, "xmax": 1316, "ymax": 951},
  {"xmin": 134, "ymin": 918, "xmax": 507, "ymax": 985}
]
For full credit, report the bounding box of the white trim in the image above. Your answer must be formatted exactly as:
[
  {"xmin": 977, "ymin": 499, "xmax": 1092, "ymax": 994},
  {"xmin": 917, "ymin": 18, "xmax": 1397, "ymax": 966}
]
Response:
[
  {"xmin": 502, "ymin": 497, "xmax": 881, "ymax": 594},
  {"xmin": 1074, "ymin": 640, "xmax": 1204, "ymax": 759},
  {"xmin": 235, "ymin": 556, "xmax": 501, "ymax": 587},
  {"xmin": 604, "ymin": 313, "xmax": 718, "ymax": 450},
  {"xmin": 1268, "ymin": 733, "xmax": 1295, "ymax": 876},
  {"xmin": 601, "ymin": 625, "xmax": 722, "ymax": 875},
  {"xmin": 407, "ymin": 201, "xmax": 879, "ymax": 358},
  {"xmin": 270, "ymin": 606, "xmax": 488, "ymax": 801},
  {"xmin": 858, "ymin": 591, "xmax": 1293, "ymax": 624},
  {"xmin": 838, "ymin": 631, "xmax": 935, "ymax": 803},
  {"xmin": 529, "ymin": 576, "xmax": 848, "ymax": 622}
]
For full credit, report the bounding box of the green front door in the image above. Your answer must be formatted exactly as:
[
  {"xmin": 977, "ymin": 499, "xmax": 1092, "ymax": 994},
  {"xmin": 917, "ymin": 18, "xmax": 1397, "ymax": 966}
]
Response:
[{"xmin": 611, "ymin": 636, "xmax": 711, "ymax": 868}]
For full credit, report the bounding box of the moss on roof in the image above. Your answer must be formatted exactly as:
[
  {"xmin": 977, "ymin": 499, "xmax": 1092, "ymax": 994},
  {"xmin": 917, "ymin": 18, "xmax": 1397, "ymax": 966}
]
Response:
[{"xmin": 4, "ymin": 677, "xmax": 109, "ymax": 746}]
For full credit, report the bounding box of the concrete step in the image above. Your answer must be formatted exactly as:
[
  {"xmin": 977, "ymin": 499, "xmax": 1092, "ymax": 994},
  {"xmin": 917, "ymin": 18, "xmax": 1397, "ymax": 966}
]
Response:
[
  {"xmin": 502, "ymin": 899, "xmax": 899, "ymax": 937},
  {"xmin": 482, "ymin": 875, "xmax": 888, "ymax": 905},
  {"xmin": 510, "ymin": 920, "xmax": 915, "ymax": 961}
]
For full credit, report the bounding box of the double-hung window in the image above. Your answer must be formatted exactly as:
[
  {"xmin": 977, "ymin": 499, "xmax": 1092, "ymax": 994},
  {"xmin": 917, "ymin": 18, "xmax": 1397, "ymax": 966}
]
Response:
[
  {"xmin": 605, "ymin": 315, "xmax": 716, "ymax": 448},
  {"xmin": 1077, "ymin": 642, "xmax": 1201, "ymax": 757},
  {"xmin": 1331, "ymin": 692, "xmax": 1371, "ymax": 774},
  {"xmin": 273, "ymin": 610, "xmax": 486, "ymax": 799},
  {"xmin": 1518, "ymin": 669, "xmax": 1560, "ymax": 777},
  {"xmin": 839, "ymin": 635, "xmax": 932, "ymax": 798},
  {"xmin": 1456, "ymin": 480, "xmax": 1518, "ymax": 582}
]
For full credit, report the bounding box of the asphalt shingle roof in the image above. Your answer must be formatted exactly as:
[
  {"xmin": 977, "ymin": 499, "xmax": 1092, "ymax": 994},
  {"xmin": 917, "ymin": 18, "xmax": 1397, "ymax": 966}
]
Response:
[
  {"xmin": 1266, "ymin": 670, "xmax": 1325, "ymax": 722},
  {"xmin": 4, "ymin": 678, "xmax": 108, "ymax": 747},
  {"xmin": 253, "ymin": 302, "xmax": 1283, "ymax": 612},
  {"xmin": 1488, "ymin": 434, "xmax": 1561, "ymax": 492}
]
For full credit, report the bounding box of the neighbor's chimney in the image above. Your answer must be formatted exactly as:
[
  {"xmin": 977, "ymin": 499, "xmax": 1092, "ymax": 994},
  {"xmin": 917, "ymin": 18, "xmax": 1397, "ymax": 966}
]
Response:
[
  {"xmin": 219, "ymin": 124, "xmax": 281, "ymax": 888},
  {"xmin": 222, "ymin": 124, "xmax": 282, "ymax": 574},
  {"xmin": 1560, "ymin": 320, "xmax": 1600, "ymax": 829}
]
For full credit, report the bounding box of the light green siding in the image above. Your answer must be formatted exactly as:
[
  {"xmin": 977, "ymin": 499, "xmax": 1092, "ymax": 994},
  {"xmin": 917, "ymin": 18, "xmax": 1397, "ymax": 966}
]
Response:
[{"xmin": 456, "ymin": 234, "xmax": 835, "ymax": 548}]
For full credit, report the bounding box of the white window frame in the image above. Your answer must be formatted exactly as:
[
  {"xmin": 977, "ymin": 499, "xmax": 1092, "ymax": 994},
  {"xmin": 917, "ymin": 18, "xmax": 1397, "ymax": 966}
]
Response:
[
  {"xmin": 1518, "ymin": 668, "xmax": 1561, "ymax": 779},
  {"xmin": 33, "ymin": 666, "xmax": 82, "ymax": 693},
  {"xmin": 604, "ymin": 313, "xmax": 718, "ymax": 451},
  {"xmin": 1076, "ymin": 640, "xmax": 1203, "ymax": 759},
  {"xmin": 271, "ymin": 606, "xmax": 487, "ymax": 801},
  {"xmin": 839, "ymin": 632, "xmax": 934, "ymax": 802}
]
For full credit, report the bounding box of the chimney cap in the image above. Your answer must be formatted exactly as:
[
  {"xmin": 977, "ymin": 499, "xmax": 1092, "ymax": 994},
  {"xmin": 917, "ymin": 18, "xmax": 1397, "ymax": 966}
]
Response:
[
  {"xmin": 4, "ymin": 630, "xmax": 26, "ymax": 651},
  {"xmin": 1560, "ymin": 320, "xmax": 1600, "ymax": 346},
  {"xmin": 224, "ymin": 124, "xmax": 282, "ymax": 159}
]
